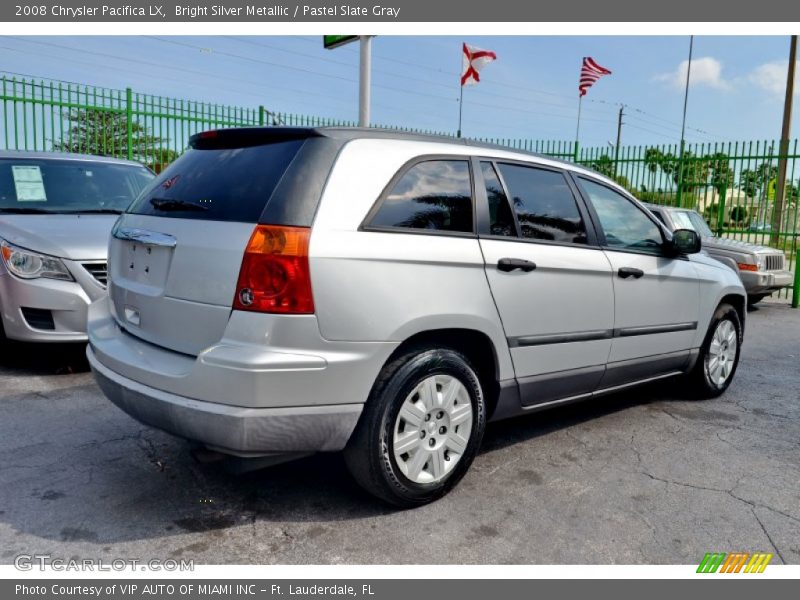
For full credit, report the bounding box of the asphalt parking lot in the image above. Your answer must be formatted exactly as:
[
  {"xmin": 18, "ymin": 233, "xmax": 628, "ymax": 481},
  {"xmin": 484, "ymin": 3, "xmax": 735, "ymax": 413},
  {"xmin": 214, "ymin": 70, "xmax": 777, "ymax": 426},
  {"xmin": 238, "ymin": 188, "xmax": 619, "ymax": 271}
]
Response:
[{"xmin": 1, "ymin": 303, "xmax": 799, "ymax": 565}]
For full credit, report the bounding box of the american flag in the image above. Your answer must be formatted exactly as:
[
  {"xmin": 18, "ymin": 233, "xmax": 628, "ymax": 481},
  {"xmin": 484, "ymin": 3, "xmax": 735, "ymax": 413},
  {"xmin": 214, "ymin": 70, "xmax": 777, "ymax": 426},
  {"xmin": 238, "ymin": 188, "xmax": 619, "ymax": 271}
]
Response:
[{"xmin": 579, "ymin": 57, "xmax": 612, "ymax": 97}]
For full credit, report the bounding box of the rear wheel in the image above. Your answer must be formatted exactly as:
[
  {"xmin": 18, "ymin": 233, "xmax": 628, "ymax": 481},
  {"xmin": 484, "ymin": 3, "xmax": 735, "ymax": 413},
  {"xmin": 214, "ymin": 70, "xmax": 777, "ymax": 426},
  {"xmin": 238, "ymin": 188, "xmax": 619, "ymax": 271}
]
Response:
[
  {"xmin": 687, "ymin": 303, "xmax": 741, "ymax": 398},
  {"xmin": 344, "ymin": 346, "xmax": 486, "ymax": 508}
]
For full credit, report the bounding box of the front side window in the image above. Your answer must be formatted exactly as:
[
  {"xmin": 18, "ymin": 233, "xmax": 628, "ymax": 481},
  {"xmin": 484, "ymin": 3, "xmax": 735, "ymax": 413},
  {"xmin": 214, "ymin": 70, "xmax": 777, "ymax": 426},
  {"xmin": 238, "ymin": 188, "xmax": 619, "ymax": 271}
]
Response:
[
  {"xmin": 495, "ymin": 163, "xmax": 588, "ymax": 244},
  {"xmin": 370, "ymin": 160, "xmax": 473, "ymax": 233},
  {"xmin": 579, "ymin": 178, "xmax": 664, "ymax": 253}
]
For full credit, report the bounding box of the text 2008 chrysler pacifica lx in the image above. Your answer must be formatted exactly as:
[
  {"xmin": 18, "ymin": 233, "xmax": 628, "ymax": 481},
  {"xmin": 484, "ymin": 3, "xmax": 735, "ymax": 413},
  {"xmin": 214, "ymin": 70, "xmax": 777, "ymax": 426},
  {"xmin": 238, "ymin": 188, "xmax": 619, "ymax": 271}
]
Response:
[{"xmin": 87, "ymin": 128, "xmax": 746, "ymax": 506}]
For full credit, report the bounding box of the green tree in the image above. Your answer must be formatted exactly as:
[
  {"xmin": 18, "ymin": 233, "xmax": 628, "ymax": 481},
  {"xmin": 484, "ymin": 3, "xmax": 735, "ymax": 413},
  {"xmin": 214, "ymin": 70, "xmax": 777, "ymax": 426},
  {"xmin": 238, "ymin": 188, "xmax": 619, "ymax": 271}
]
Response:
[
  {"xmin": 740, "ymin": 162, "xmax": 778, "ymax": 199},
  {"xmin": 52, "ymin": 108, "xmax": 178, "ymax": 171},
  {"xmin": 589, "ymin": 154, "xmax": 615, "ymax": 178},
  {"xmin": 705, "ymin": 152, "xmax": 734, "ymax": 194},
  {"xmin": 643, "ymin": 147, "xmax": 666, "ymax": 191}
]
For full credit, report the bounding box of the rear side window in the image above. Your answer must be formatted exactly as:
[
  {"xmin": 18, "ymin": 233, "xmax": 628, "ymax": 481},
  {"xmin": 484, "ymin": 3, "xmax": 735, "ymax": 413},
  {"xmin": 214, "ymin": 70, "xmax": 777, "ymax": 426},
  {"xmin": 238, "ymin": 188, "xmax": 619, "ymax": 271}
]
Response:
[
  {"xmin": 127, "ymin": 139, "xmax": 305, "ymax": 222},
  {"xmin": 496, "ymin": 163, "xmax": 588, "ymax": 244},
  {"xmin": 368, "ymin": 160, "xmax": 473, "ymax": 233}
]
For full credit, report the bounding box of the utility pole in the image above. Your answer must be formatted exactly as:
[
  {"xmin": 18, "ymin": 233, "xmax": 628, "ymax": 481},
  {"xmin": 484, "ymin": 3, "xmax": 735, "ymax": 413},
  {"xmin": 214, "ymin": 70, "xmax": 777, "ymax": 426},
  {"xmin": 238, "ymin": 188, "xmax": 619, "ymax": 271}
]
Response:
[
  {"xmin": 614, "ymin": 104, "xmax": 624, "ymax": 176},
  {"xmin": 358, "ymin": 35, "xmax": 373, "ymax": 128},
  {"xmin": 772, "ymin": 34, "xmax": 796, "ymax": 245},
  {"xmin": 676, "ymin": 35, "xmax": 694, "ymax": 208}
]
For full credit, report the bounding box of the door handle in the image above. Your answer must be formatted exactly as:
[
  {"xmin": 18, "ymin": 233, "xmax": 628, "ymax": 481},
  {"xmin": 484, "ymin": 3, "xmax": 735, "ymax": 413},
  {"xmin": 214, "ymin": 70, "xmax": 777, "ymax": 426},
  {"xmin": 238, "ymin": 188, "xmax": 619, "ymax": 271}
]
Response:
[
  {"xmin": 498, "ymin": 258, "xmax": 537, "ymax": 272},
  {"xmin": 618, "ymin": 267, "xmax": 644, "ymax": 279}
]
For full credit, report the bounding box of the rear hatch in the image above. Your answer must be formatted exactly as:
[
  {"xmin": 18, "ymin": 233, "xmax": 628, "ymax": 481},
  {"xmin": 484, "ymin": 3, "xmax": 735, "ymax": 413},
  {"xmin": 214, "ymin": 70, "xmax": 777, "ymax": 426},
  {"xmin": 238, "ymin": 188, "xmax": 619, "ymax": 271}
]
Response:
[{"xmin": 107, "ymin": 128, "xmax": 338, "ymax": 355}]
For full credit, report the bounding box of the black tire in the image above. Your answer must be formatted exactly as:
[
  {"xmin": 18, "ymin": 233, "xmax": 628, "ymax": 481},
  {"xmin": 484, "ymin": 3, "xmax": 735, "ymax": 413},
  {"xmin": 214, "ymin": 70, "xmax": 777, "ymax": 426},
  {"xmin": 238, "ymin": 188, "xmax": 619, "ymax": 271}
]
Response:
[
  {"xmin": 344, "ymin": 346, "xmax": 486, "ymax": 508},
  {"xmin": 687, "ymin": 303, "xmax": 742, "ymax": 399}
]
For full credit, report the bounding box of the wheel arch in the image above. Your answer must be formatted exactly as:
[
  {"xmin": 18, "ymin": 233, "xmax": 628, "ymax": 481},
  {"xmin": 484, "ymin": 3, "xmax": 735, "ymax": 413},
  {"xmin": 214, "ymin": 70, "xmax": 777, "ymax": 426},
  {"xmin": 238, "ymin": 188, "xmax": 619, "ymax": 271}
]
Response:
[
  {"xmin": 382, "ymin": 328, "xmax": 506, "ymax": 420},
  {"xmin": 719, "ymin": 293, "xmax": 746, "ymax": 340}
]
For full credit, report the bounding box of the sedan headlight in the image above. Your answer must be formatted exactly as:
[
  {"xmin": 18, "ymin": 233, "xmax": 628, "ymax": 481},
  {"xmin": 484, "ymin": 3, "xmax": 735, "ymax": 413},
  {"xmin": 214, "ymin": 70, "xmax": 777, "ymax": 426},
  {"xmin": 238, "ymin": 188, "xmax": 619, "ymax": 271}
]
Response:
[{"xmin": 0, "ymin": 239, "xmax": 73, "ymax": 281}]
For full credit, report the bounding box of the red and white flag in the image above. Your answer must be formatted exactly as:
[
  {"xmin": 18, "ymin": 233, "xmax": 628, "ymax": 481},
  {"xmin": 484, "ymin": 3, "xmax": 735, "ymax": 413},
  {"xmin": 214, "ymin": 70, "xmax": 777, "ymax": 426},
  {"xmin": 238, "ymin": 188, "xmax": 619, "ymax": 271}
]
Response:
[
  {"xmin": 461, "ymin": 43, "xmax": 497, "ymax": 86},
  {"xmin": 579, "ymin": 57, "xmax": 612, "ymax": 97}
]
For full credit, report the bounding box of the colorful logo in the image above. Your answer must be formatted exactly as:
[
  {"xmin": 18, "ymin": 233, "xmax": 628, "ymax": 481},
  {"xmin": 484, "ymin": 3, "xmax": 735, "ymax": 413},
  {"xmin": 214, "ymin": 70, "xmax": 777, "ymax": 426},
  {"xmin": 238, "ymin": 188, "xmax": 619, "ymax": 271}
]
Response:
[{"xmin": 697, "ymin": 552, "xmax": 773, "ymax": 573}]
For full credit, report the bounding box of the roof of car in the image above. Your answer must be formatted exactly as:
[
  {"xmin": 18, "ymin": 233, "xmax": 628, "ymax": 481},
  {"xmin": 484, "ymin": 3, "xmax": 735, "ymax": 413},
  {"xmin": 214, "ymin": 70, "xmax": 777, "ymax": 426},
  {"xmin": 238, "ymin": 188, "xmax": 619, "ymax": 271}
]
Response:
[
  {"xmin": 191, "ymin": 125, "xmax": 584, "ymax": 170},
  {"xmin": 0, "ymin": 149, "xmax": 146, "ymax": 167}
]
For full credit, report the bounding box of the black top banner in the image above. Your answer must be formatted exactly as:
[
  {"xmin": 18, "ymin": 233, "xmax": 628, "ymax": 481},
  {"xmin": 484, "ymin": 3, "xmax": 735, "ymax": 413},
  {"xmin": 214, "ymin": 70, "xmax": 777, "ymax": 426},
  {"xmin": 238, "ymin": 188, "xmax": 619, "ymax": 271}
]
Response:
[{"xmin": 2, "ymin": 0, "xmax": 800, "ymax": 22}]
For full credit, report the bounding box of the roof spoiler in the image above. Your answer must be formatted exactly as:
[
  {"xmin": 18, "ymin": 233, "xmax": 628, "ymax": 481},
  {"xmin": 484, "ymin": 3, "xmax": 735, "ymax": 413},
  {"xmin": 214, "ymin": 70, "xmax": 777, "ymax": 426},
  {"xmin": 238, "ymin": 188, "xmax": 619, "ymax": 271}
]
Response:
[{"xmin": 189, "ymin": 127, "xmax": 322, "ymax": 150}]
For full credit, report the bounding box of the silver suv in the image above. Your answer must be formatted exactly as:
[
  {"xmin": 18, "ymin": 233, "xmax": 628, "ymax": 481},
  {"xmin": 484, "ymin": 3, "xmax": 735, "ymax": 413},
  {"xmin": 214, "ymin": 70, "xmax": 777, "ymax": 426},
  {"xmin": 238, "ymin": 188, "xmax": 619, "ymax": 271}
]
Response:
[
  {"xmin": 645, "ymin": 204, "xmax": 792, "ymax": 305},
  {"xmin": 88, "ymin": 128, "xmax": 746, "ymax": 506}
]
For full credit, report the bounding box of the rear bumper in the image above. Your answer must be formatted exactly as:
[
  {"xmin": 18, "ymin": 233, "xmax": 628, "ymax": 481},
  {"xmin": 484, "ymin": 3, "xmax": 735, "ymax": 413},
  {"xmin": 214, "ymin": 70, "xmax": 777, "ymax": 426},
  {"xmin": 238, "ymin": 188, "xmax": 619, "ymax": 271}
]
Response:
[
  {"xmin": 88, "ymin": 347, "xmax": 363, "ymax": 455},
  {"xmin": 739, "ymin": 269, "xmax": 793, "ymax": 295}
]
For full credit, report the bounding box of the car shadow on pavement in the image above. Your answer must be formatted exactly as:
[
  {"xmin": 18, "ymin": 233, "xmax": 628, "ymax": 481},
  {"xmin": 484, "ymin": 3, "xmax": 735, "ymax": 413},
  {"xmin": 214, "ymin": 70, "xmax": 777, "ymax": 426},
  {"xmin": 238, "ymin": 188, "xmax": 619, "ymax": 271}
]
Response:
[{"xmin": 0, "ymin": 340, "xmax": 90, "ymax": 375}]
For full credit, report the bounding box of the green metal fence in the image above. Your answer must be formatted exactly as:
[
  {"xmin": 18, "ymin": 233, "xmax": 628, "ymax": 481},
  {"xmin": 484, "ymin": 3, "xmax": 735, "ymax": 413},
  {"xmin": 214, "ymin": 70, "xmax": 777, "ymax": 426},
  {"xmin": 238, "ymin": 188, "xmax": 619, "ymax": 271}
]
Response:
[{"xmin": 1, "ymin": 74, "xmax": 798, "ymax": 301}]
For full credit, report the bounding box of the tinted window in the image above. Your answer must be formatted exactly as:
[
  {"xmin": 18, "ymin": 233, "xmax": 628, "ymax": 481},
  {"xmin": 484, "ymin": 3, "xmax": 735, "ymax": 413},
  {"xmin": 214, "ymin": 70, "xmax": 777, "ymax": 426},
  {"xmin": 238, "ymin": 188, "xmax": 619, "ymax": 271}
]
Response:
[
  {"xmin": 495, "ymin": 164, "xmax": 587, "ymax": 244},
  {"xmin": 0, "ymin": 159, "xmax": 153, "ymax": 214},
  {"xmin": 370, "ymin": 160, "xmax": 473, "ymax": 232},
  {"xmin": 128, "ymin": 139, "xmax": 305, "ymax": 222},
  {"xmin": 579, "ymin": 178, "xmax": 663, "ymax": 253},
  {"xmin": 480, "ymin": 162, "xmax": 516, "ymax": 237}
]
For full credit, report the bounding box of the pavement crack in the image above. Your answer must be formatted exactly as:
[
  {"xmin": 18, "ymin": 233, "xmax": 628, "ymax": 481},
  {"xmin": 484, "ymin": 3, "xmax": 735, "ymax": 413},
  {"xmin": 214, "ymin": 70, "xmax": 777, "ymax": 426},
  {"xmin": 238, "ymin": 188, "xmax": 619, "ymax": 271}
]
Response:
[{"xmin": 750, "ymin": 508, "xmax": 787, "ymax": 565}]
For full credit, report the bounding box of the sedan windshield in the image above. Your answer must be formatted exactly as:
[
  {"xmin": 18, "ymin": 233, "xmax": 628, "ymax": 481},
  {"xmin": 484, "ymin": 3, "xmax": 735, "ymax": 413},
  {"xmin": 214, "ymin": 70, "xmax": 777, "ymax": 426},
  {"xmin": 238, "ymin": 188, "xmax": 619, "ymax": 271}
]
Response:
[{"xmin": 0, "ymin": 158, "xmax": 154, "ymax": 214}]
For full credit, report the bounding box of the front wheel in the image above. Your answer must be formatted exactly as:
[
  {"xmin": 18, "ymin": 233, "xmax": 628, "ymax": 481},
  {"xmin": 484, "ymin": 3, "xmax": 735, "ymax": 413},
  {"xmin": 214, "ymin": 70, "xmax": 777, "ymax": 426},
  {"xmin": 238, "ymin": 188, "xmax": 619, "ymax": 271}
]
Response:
[
  {"xmin": 687, "ymin": 303, "xmax": 742, "ymax": 398},
  {"xmin": 344, "ymin": 346, "xmax": 486, "ymax": 508}
]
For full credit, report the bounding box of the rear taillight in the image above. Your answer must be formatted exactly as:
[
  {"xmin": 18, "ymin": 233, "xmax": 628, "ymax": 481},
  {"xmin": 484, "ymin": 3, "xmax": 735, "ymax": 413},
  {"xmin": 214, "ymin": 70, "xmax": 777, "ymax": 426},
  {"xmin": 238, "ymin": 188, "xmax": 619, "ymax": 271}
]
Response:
[{"xmin": 233, "ymin": 225, "xmax": 314, "ymax": 314}]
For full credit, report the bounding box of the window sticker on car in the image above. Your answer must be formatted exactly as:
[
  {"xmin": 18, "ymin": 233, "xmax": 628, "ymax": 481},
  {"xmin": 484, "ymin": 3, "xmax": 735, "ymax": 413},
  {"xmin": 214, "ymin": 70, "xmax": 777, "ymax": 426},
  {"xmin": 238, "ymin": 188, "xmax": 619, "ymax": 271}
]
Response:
[{"xmin": 11, "ymin": 165, "xmax": 47, "ymax": 202}]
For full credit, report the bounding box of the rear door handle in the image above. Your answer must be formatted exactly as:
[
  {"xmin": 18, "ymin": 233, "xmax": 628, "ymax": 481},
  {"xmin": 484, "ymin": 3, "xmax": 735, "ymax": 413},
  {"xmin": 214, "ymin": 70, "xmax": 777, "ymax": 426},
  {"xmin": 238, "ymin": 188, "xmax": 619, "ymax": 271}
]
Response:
[
  {"xmin": 498, "ymin": 258, "xmax": 537, "ymax": 272},
  {"xmin": 618, "ymin": 267, "xmax": 644, "ymax": 279}
]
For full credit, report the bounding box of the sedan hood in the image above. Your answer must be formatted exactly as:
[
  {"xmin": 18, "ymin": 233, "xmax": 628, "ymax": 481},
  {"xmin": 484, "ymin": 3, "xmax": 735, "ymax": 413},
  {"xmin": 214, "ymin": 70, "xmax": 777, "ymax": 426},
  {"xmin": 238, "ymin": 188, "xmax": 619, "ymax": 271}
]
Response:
[
  {"xmin": 0, "ymin": 214, "xmax": 118, "ymax": 260},
  {"xmin": 702, "ymin": 235, "xmax": 779, "ymax": 255}
]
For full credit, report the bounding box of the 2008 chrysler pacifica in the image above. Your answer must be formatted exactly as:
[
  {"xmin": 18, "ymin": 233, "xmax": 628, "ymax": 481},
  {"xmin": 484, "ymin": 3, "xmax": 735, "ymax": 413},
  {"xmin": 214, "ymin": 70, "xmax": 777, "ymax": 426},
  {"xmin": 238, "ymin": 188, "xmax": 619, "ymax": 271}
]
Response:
[{"xmin": 88, "ymin": 128, "xmax": 746, "ymax": 506}]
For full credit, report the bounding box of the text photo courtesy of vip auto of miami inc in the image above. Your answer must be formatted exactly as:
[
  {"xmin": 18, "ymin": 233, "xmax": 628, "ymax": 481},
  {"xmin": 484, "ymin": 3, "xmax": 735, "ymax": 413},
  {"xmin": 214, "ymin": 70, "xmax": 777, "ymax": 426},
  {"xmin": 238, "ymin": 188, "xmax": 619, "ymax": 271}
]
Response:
[{"xmin": 0, "ymin": 9, "xmax": 799, "ymax": 589}]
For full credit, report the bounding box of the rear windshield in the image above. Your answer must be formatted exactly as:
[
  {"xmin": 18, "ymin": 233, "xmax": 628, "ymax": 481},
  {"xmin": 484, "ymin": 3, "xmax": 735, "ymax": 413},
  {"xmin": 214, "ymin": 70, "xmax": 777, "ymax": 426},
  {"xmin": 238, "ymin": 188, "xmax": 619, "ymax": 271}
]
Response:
[
  {"xmin": 0, "ymin": 158, "xmax": 154, "ymax": 214},
  {"xmin": 127, "ymin": 139, "xmax": 305, "ymax": 222}
]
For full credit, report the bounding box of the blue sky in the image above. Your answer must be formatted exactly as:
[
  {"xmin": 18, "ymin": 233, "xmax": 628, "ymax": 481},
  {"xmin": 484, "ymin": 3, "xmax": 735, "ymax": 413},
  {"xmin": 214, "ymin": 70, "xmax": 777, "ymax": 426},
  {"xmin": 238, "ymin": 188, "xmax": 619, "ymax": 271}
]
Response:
[{"xmin": 0, "ymin": 35, "xmax": 797, "ymax": 148}]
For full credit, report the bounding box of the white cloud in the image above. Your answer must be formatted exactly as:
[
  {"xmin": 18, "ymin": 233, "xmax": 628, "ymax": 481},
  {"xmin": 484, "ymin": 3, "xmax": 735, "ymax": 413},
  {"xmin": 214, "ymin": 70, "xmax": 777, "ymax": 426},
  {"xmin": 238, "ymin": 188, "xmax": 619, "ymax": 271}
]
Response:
[
  {"xmin": 655, "ymin": 57, "xmax": 730, "ymax": 91},
  {"xmin": 747, "ymin": 60, "xmax": 799, "ymax": 96}
]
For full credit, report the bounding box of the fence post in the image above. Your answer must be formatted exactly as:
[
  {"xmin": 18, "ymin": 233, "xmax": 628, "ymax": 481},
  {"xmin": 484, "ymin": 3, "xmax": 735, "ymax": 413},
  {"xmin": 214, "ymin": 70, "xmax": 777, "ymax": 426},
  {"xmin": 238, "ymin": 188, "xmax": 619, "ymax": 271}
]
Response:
[
  {"xmin": 258, "ymin": 105, "xmax": 265, "ymax": 126},
  {"xmin": 716, "ymin": 183, "xmax": 727, "ymax": 235},
  {"xmin": 792, "ymin": 248, "xmax": 800, "ymax": 308},
  {"xmin": 125, "ymin": 87, "xmax": 133, "ymax": 160},
  {"xmin": 573, "ymin": 140, "xmax": 579, "ymax": 163}
]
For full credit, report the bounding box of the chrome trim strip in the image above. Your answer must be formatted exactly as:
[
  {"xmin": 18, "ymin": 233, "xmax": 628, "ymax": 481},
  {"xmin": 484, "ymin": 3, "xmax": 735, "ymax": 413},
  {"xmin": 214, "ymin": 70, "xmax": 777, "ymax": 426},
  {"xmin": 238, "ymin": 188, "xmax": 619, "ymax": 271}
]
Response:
[
  {"xmin": 112, "ymin": 226, "xmax": 177, "ymax": 248},
  {"xmin": 508, "ymin": 322, "xmax": 697, "ymax": 347},
  {"xmin": 614, "ymin": 321, "xmax": 697, "ymax": 337},
  {"xmin": 510, "ymin": 329, "xmax": 613, "ymax": 347}
]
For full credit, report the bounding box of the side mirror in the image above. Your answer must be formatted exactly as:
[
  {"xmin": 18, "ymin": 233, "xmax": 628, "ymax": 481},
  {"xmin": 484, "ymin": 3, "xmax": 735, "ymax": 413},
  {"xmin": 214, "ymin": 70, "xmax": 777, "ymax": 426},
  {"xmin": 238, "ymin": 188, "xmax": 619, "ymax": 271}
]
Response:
[{"xmin": 669, "ymin": 228, "xmax": 702, "ymax": 255}]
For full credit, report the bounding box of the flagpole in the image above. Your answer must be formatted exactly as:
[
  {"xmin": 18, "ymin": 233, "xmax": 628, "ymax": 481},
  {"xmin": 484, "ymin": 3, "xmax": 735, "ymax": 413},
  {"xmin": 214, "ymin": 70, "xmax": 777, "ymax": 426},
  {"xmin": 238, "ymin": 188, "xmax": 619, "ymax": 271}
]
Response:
[
  {"xmin": 457, "ymin": 85, "xmax": 464, "ymax": 138},
  {"xmin": 574, "ymin": 95, "xmax": 583, "ymax": 158}
]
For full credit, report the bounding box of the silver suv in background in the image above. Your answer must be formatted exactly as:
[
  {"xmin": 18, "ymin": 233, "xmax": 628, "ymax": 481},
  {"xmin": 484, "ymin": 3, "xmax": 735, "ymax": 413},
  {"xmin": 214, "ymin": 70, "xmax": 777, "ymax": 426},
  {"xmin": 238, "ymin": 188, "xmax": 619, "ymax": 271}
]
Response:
[
  {"xmin": 87, "ymin": 128, "xmax": 746, "ymax": 506},
  {"xmin": 646, "ymin": 204, "xmax": 792, "ymax": 305},
  {"xmin": 0, "ymin": 152, "xmax": 154, "ymax": 342}
]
